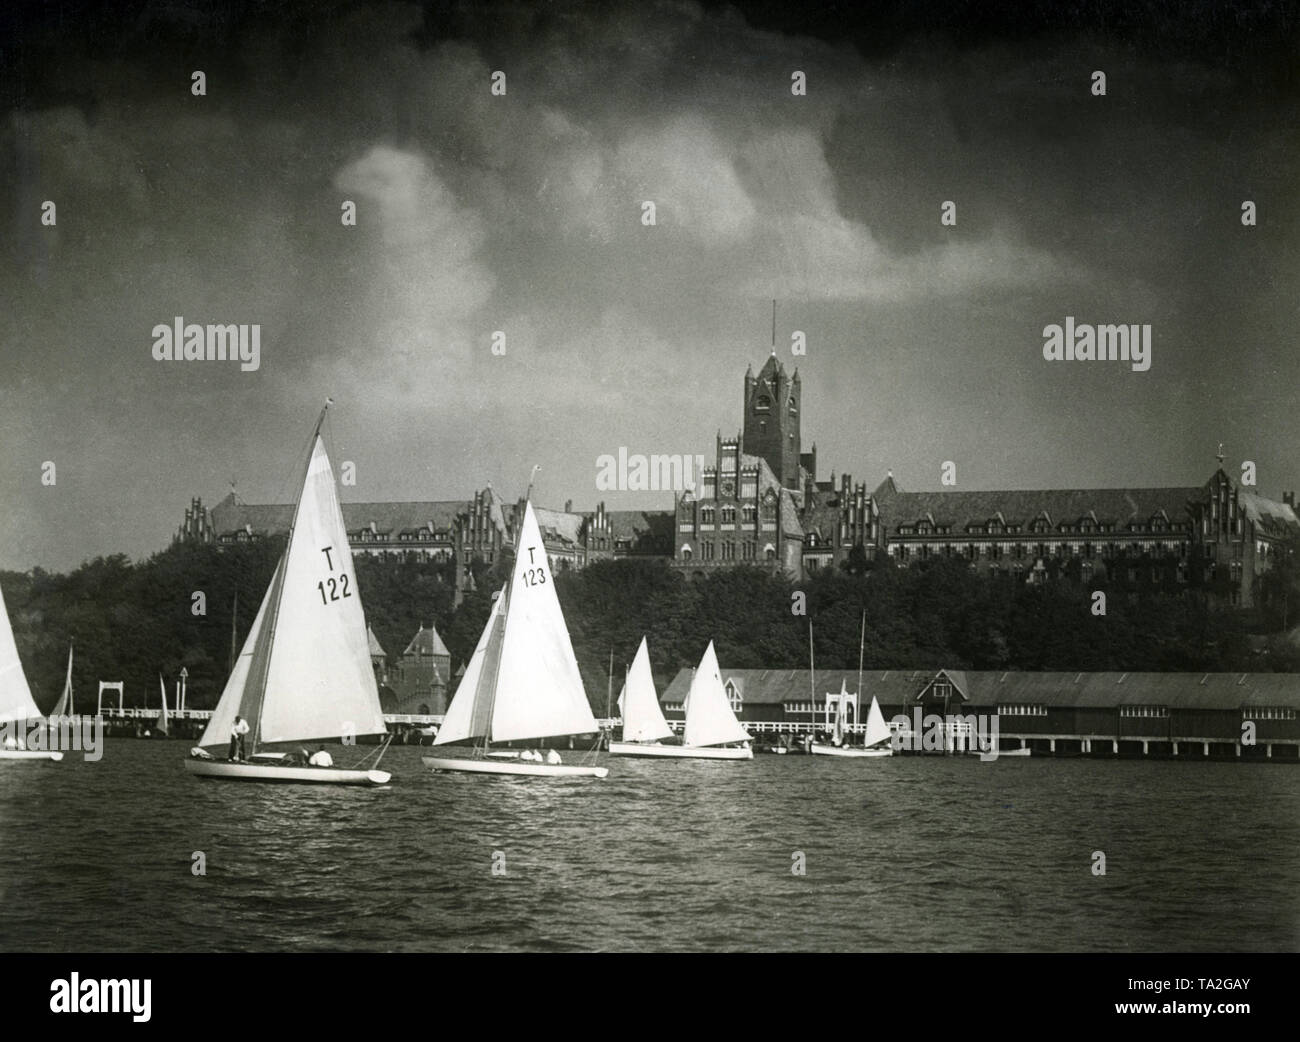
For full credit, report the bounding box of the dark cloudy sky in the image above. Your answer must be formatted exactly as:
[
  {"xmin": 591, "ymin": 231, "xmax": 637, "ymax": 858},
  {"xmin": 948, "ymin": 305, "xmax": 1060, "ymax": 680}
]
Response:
[{"xmin": 1, "ymin": 0, "xmax": 1296, "ymax": 571}]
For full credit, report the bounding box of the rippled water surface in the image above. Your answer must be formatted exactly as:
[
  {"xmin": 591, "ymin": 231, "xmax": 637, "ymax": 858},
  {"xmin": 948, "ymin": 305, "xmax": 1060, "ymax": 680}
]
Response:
[{"xmin": 2, "ymin": 740, "xmax": 1298, "ymax": 951}]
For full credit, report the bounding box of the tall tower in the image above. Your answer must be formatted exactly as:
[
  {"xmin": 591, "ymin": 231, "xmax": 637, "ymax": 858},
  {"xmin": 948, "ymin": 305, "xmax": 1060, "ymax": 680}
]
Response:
[{"xmin": 742, "ymin": 354, "xmax": 801, "ymax": 490}]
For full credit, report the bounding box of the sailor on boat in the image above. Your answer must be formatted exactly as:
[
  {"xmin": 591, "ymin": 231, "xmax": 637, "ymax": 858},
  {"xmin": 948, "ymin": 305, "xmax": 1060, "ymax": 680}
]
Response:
[
  {"xmin": 230, "ymin": 716, "xmax": 250, "ymax": 761},
  {"xmin": 308, "ymin": 746, "xmax": 334, "ymax": 767}
]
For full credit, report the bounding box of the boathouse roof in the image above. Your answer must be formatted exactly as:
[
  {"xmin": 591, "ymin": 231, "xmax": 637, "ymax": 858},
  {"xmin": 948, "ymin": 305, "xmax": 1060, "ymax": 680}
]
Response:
[{"xmin": 660, "ymin": 667, "xmax": 1300, "ymax": 710}]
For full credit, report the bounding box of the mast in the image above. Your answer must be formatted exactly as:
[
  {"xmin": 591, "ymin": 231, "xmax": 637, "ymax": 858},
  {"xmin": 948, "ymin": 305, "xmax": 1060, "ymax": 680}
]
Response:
[
  {"xmin": 857, "ymin": 610, "xmax": 866, "ymax": 744},
  {"xmin": 229, "ymin": 591, "xmax": 238, "ymax": 674},
  {"xmin": 480, "ymin": 472, "xmax": 534, "ymax": 749},
  {"xmin": 605, "ymin": 647, "xmax": 614, "ymax": 746},
  {"xmin": 605, "ymin": 648, "xmax": 613, "ymax": 720},
  {"xmin": 250, "ymin": 398, "xmax": 333, "ymax": 753},
  {"xmin": 807, "ymin": 618, "xmax": 816, "ymax": 743}
]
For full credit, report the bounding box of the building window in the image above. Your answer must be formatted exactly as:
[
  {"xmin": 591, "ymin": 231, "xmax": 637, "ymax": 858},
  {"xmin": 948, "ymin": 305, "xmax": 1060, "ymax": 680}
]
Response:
[
  {"xmin": 1245, "ymin": 707, "xmax": 1297, "ymax": 721},
  {"xmin": 1119, "ymin": 705, "xmax": 1169, "ymax": 718},
  {"xmin": 721, "ymin": 506, "xmax": 736, "ymax": 523},
  {"xmin": 755, "ymin": 395, "xmax": 771, "ymax": 412},
  {"xmin": 701, "ymin": 506, "xmax": 715, "ymax": 525},
  {"xmin": 742, "ymin": 504, "xmax": 756, "ymax": 524},
  {"xmin": 998, "ymin": 704, "xmax": 1047, "ymax": 716}
]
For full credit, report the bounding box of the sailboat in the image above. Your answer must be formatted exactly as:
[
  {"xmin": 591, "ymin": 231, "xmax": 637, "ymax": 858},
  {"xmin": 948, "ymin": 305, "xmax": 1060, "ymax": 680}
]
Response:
[
  {"xmin": 810, "ymin": 681, "xmax": 894, "ymax": 758},
  {"xmin": 154, "ymin": 674, "xmax": 171, "ymax": 737},
  {"xmin": 0, "ymin": 583, "xmax": 63, "ymax": 761},
  {"xmin": 422, "ymin": 496, "xmax": 608, "ymax": 778},
  {"xmin": 50, "ymin": 639, "xmax": 74, "ymax": 717},
  {"xmin": 184, "ymin": 403, "xmax": 393, "ymax": 785},
  {"xmin": 610, "ymin": 638, "xmax": 751, "ymax": 759}
]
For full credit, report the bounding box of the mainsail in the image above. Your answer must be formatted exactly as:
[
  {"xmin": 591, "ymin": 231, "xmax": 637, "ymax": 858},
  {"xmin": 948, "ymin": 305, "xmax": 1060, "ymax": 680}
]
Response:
[
  {"xmin": 433, "ymin": 588, "xmax": 505, "ymax": 745},
  {"xmin": 489, "ymin": 502, "xmax": 599, "ymax": 743},
  {"xmin": 51, "ymin": 640, "xmax": 74, "ymax": 717},
  {"xmin": 197, "ymin": 435, "xmax": 386, "ymax": 750},
  {"xmin": 621, "ymin": 637, "xmax": 673, "ymax": 743},
  {"xmin": 683, "ymin": 641, "xmax": 751, "ymax": 748},
  {"xmin": 864, "ymin": 694, "xmax": 891, "ymax": 748},
  {"xmin": 0, "ymin": 582, "xmax": 42, "ymax": 723}
]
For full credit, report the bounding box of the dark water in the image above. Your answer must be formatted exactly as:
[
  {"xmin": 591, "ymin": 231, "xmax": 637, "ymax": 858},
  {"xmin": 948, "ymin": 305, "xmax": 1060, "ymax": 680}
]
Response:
[{"xmin": 1, "ymin": 740, "xmax": 1297, "ymax": 952}]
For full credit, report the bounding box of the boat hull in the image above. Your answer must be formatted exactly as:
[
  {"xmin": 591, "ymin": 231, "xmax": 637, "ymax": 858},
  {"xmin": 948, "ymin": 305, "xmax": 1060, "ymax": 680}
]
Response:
[
  {"xmin": 184, "ymin": 758, "xmax": 390, "ymax": 785},
  {"xmin": 422, "ymin": 754, "xmax": 608, "ymax": 778},
  {"xmin": 608, "ymin": 741, "xmax": 753, "ymax": 760},
  {"xmin": 0, "ymin": 749, "xmax": 64, "ymax": 761},
  {"xmin": 809, "ymin": 743, "xmax": 893, "ymax": 758}
]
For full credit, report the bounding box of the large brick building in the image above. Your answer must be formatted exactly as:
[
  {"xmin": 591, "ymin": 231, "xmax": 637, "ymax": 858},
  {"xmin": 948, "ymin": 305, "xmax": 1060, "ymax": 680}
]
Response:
[{"xmin": 174, "ymin": 357, "xmax": 1296, "ymax": 608}]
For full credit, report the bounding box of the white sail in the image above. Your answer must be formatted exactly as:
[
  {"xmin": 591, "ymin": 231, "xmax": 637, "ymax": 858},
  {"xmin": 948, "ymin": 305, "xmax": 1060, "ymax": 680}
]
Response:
[
  {"xmin": 831, "ymin": 680, "xmax": 847, "ymax": 745},
  {"xmin": 621, "ymin": 637, "xmax": 673, "ymax": 743},
  {"xmin": 0, "ymin": 582, "xmax": 42, "ymax": 723},
  {"xmin": 683, "ymin": 641, "xmax": 751, "ymax": 748},
  {"xmin": 157, "ymin": 675, "xmax": 170, "ymax": 734},
  {"xmin": 489, "ymin": 501, "xmax": 599, "ymax": 743},
  {"xmin": 256, "ymin": 436, "xmax": 387, "ymax": 745},
  {"xmin": 198, "ymin": 563, "xmax": 277, "ymax": 749},
  {"xmin": 433, "ymin": 589, "xmax": 505, "ymax": 745},
  {"xmin": 864, "ymin": 694, "xmax": 891, "ymax": 748},
  {"xmin": 51, "ymin": 640, "xmax": 74, "ymax": 717}
]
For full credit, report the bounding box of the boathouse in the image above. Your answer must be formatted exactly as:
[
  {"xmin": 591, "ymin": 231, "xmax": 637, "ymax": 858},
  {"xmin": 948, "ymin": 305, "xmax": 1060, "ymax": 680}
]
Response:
[{"xmin": 657, "ymin": 667, "xmax": 1300, "ymax": 759}]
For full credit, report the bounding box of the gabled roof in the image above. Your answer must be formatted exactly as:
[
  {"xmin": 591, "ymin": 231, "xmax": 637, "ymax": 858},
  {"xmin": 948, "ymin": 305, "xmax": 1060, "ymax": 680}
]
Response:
[
  {"xmin": 209, "ymin": 492, "xmax": 464, "ymax": 539},
  {"xmin": 403, "ymin": 623, "xmax": 450, "ymax": 658},
  {"xmin": 366, "ymin": 625, "xmax": 387, "ymax": 659},
  {"xmin": 1238, "ymin": 491, "xmax": 1300, "ymax": 538},
  {"xmin": 532, "ymin": 506, "xmax": 585, "ymax": 548}
]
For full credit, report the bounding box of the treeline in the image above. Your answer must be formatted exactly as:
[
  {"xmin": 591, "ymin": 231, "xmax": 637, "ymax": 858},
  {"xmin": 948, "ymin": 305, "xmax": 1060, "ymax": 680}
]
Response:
[{"xmin": 3, "ymin": 544, "xmax": 1296, "ymax": 715}]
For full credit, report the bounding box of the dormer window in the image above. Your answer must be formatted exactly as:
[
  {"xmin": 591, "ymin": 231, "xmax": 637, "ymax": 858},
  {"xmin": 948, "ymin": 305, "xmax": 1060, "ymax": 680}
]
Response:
[{"xmin": 755, "ymin": 395, "xmax": 771, "ymax": 413}]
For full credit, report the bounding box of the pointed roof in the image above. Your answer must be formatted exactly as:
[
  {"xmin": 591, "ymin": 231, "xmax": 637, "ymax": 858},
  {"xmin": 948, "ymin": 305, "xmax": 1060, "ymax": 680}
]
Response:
[
  {"xmin": 403, "ymin": 623, "xmax": 450, "ymax": 658},
  {"xmin": 366, "ymin": 624, "xmax": 387, "ymax": 659}
]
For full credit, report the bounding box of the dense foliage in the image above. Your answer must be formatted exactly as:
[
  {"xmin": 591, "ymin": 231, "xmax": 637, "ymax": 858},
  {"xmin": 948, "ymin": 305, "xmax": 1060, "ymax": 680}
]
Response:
[{"xmin": 3, "ymin": 543, "xmax": 1297, "ymax": 715}]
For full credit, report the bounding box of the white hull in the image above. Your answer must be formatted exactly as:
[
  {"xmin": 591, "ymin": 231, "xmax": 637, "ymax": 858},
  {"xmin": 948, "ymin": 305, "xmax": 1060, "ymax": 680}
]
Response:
[
  {"xmin": 422, "ymin": 754, "xmax": 608, "ymax": 778},
  {"xmin": 0, "ymin": 749, "xmax": 64, "ymax": 761},
  {"xmin": 810, "ymin": 743, "xmax": 893, "ymax": 758},
  {"xmin": 184, "ymin": 758, "xmax": 390, "ymax": 785},
  {"xmin": 608, "ymin": 741, "xmax": 753, "ymax": 760}
]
